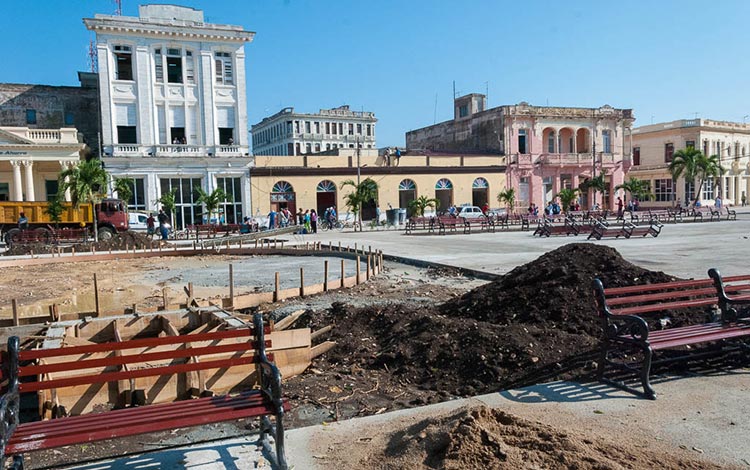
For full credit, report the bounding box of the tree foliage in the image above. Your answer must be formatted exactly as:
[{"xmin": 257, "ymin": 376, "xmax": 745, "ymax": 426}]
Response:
[
  {"xmin": 555, "ymin": 188, "xmax": 579, "ymax": 212},
  {"xmin": 195, "ymin": 187, "xmax": 230, "ymax": 223},
  {"xmin": 113, "ymin": 177, "xmax": 134, "ymax": 204},
  {"xmin": 496, "ymin": 188, "xmax": 516, "ymax": 213},
  {"xmin": 156, "ymin": 188, "xmax": 177, "ymax": 227},
  {"xmin": 340, "ymin": 178, "xmax": 379, "ymax": 229},
  {"xmin": 59, "ymin": 159, "xmax": 109, "ymax": 241},
  {"xmin": 668, "ymin": 148, "xmax": 724, "ymax": 204},
  {"xmin": 616, "ymin": 177, "xmax": 654, "ymax": 201},
  {"xmin": 408, "ymin": 195, "xmax": 440, "ymax": 217}
]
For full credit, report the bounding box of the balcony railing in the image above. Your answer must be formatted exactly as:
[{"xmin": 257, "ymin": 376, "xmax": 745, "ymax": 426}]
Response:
[
  {"xmin": 104, "ymin": 145, "xmax": 249, "ymax": 158},
  {"xmin": 509, "ymin": 152, "xmax": 619, "ymax": 167},
  {"xmin": 3, "ymin": 127, "xmax": 79, "ymax": 144}
]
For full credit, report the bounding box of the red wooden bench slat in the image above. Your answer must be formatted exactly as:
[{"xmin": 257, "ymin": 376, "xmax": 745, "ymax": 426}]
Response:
[
  {"xmin": 641, "ymin": 322, "xmax": 733, "ymax": 341},
  {"xmin": 18, "ymin": 339, "xmax": 270, "ymax": 378},
  {"xmin": 19, "ymin": 327, "xmax": 264, "ymax": 360},
  {"xmin": 604, "ymin": 278, "xmax": 715, "ymax": 296},
  {"xmin": 612, "ymin": 298, "xmax": 717, "ymax": 316},
  {"xmin": 7, "ymin": 391, "xmax": 290, "ymax": 453},
  {"xmin": 606, "ymin": 286, "xmax": 719, "ymax": 307},
  {"xmin": 650, "ymin": 323, "xmax": 750, "ymax": 350},
  {"xmin": 19, "ymin": 353, "xmax": 272, "ymax": 393}
]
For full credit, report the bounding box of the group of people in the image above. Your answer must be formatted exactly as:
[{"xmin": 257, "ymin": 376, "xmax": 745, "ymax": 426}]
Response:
[
  {"xmin": 265, "ymin": 206, "xmax": 336, "ymax": 234},
  {"xmin": 145, "ymin": 209, "xmax": 170, "ymax": 241},
  {"xmin": 383, "ymin": 147, "xmax": 402, "ymax": 166}
]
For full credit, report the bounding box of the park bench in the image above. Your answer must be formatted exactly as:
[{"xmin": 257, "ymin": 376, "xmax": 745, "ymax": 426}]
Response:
[
  {"xmin": 463, "ymin": 216, "xmax": 495, "ymax": 234},
  {"xmin": 519, "ymin": 213, "xmax": 540, "ymax": 231},
  {"xmin": 647, "ymin": 209, "xmax": 676, "ymax": 224},
  {"xmin": 492, "ymin": 213, "xmax": 510, "ymax": 230},
  {"xmin": 189, "ymin": 224, "xmax": 219, "ymax": 239},
  {"xmin": 533, "ymin": 216, "xmax": 581, "ymax": 237},
  {"xmin": 436, "ymin": 216, "xmax": 462, "ymax": 235},
  {"xmin": 404, "ymin": 216, "xmax": 435, "ymax": 234},
  {"xmin": 0, "ymin": 314, "xmax": 289, "ymax": 470},
  {"xmin": 690, "ymin": 206, "xmax": 714, "ymax": 222},
  {"xmin": 724, "ymin": 206, "xmax": 737, "ymax": 221},
  {"xmin": 593, "ymin": 270, "xmax": 750, "ymax": 399},
  {"xmin": 622, "ymin": 220, "xmax": 663, "ymax": 238},
  {"xmin": 586, "ymin": 220, "xmax": 628, "ymax": 240}
]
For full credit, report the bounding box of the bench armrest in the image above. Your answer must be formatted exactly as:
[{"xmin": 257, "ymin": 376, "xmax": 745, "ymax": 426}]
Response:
[
  {"xmin": 1, "ymin": 337, "xmax": 20, "ymax": 464},
  {"xmin": 708, "ymin": 268, "xmax": 750, "ymax": 321},
  {"xmin": 593, "ymin": 279, "xmax": 650, "ymax": 342}
]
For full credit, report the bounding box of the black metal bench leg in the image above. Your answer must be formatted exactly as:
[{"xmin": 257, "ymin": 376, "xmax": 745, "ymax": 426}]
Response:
[
  {"xmin": 640, "ymin": 346, "xmax": 656, "ymax": 400},
  {"xmin": 274, "ymin": 411, "xmax": 289, "ymax": 470},
  {"xmin": 596, "ymin": 342, "xmax": 608, "ymax": 380},
  {"xmin": 12, "ymin": 455, "xmax": 24, "ymax": 470}
]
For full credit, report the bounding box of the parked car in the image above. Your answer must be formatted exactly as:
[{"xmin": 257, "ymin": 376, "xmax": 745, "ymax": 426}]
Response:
[
  {"xmin": 456, "ymin": 206, "xmax": 487, "ymax": 219},
  {"xmin": 128, "ymin": 211, "xmax": 151, "ymax": 231}
]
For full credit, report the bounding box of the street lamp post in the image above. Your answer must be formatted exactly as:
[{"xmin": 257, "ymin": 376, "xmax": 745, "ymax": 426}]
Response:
[{"xmin": 356, "ymin": 136, "xmax": 361, "ymax": 186}]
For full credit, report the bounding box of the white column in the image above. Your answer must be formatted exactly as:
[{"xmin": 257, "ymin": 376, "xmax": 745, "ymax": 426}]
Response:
[
  {"xmin": 23, "ymin": 160, "xmax": 35, "ymax": 202},
  {"xmin": 11, "ymin": 160, "xmax": 23, "ymax": 201},
  {"xmin": 729, "ymin": 175, "xmax": 736, "ymax": 204},
  {"xmin": 59, "ymin": 161, "xmax": 72, "ymax": 202}
]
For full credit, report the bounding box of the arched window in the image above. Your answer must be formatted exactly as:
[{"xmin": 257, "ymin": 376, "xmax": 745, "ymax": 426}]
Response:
[
  {"xmin": 472, "ymin": 177, "xmax": 489, "ymax": 189},
  {"xmin": 399, "ymin": 179, "xmax": 416, "ymax": 191},
  {"xmin": 435, "ymin": 178, "xmax": 453, "ymax": 190},
  {"xmin": 316, "ymin": 180, "xmax": 336, "ymax": 192},
  {"xmin": 272, "ymin": 181, "xmax": 294, "ymax": 193},
  {"xmin": 548, "ymin": 131, "xmax": 556, "ymax": 153}
]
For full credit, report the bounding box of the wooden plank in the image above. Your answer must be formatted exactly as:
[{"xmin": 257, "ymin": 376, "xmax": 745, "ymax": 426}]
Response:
[
  {"xmin": 311, "ymin": 341, "xmax": 336, "ymax": 359},
  {"xmin": 311, "ymin": 325, "xmax": 333, "ymax": 341},
  {"xmin": 274, "ymin": 310, "xmax": 305, "ymax": 331}
]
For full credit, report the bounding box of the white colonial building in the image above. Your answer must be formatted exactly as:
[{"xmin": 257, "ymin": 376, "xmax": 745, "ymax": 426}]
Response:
[
  {"xmin": 631, "ymin": 119, "xmax": 750, "ymax": 206},
  {"xmin": 251, "ymin": 105, "xmax": 376, "ymax": 156},
  {"xmin": 84, "ymin": 5, "xmax": 255, "ymax": 227},
  {"xmin": 0, "ymin": 127, "xmax": 83, "ymax": 202}
]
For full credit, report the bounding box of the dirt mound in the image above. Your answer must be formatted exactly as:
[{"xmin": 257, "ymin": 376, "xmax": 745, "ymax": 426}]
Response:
[
  {"xmin": 441, "ymin": 243, "xmax": 677, "ymax": 335},
  {"xmin": 5, "ymin": 231, "xmax": 163, "ymax": 256},
  {"xmin": 365, "ymin": 406, "xmax": 725, "ymax": 470}
]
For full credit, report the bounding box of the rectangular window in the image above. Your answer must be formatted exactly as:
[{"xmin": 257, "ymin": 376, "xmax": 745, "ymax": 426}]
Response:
[
  {"xmin": 294, "ymin": 121, "xmax": 300, "ymax": 133},
  {"xmin": 366, "ymin": 124, "xmax": 372, "ymax": 136},
  {"xmin": 314, "ymin": 122, "xmax": 320, "ymax": 134},
  {"xmin": 633, "ymin": 146, "xmax": 641, "ymax": 165},
  {"xmin": 332, "ymin": 122, "xmax": 337, "ymax": 135},
  {"xmin": 215, "ymin": 52, "xmax": 233, "ymax": 85},
  {"xmin": 305, "ymin": 121, "xmax": 311, "ymax": 133},
  {"xmin": 459, "ymin": 105, "xmax": 469, "ymax": 117},
  {"xmin": 703, "ymin": 140, "xmax": 709, "ymax": 156},
  {"xmin": 117, "ymin": 126, "xmax": 137, "ymax": 144},
  {"xmin": 64, "ymin": 112, "xmax": 75, "ymax": 126},
  {"xmin": 216, "ymin": 177, "xmax": 243, "ymax": 224},
  {"xmin": 325, "ymin": 122, "xmax": 330, "ymax": 134},
  {"xmin": 305, "ymin": 143, "xmax": 312, "ymax": 154},
  {"xmin": 113, "ymin": 45, "xmax": 133, "ymax": 81},
  {"xmin": 0, "ymin": 183, "xmax": 9, "ymax": 202},
  {"xmin": 348, "ymin": 123, "xmax": 354, "ymax": 135},
  {"xmin": 160, "ymin": 177, "xmax": 202, "ymax": 228},
  {"xmin": 685, "ymin": 140, "xmax": 695, "ymax": 149},
  {"xmin": 602, "ymin": 130, "xmax": 612, "ymax": 153},
  {"xmin": 26, "ymin": 109, "xmax": 36, "ymax": 125},
  {"xmin": 128, "ymin": 178, "xmax": 146, "ymax": 211},
  {"xmin": 185, "ymin": 51, "xmax": 194, "ymax": 84},
  {"xmin": 295, "ymin": 143, "xmax": 301, "ymax": 155},
  {"xmin": 665, "ymin": 143, "xmax": 674, "ymax": 162},
  {"xmin": 357, "ymin": 123, "xmax": 362, "ymax": 134},
  {"xmin": 518, "ymin": 129, "xmax": 527, "ymax": 154},
  {"xmin": 154, "ymin": 48, "xmax": 163, "ymax": 82},
  {"xmin": 338, "ymin": 123, "xmax": 343, "ymax": 135},
  {"xmin": 219, "ymin": 128, "xmax": 234, "ymax": 145},
  {"xmin": 702, "ymin": 179, "xmax": 715, "ymax": 200},
  {"xmin": 45, "ymin": 180, "xmax": 59, "ymax": 201},
  {"xmin": 326, "ymin": 144, "xmax": 331, "ymax": 150},
  {"xmin": 654, "ymin": 179, "xmax": 674, "ymax": 202},
  {"xmin": 166, "ymin": 49, "xmax": 183, "ymax": 83}
]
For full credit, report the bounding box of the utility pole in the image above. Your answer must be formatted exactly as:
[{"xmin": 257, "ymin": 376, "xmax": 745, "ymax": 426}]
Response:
[
  {"xmin": 592, "ymin": 109, "xmax": 597, "ymax": 208},
  {"xmin": 356, "ymin": 136, "xmax": 361, "ymax": 185}
]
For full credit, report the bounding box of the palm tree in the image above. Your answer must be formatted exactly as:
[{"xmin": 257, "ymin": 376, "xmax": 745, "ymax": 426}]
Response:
[
  {"xmin": 44, "ymin": 193, "xmax": 65, "ymax": 229},
  {"xmin": 195, "ymin": 187, "xmax": 230, "ymax": 224},
  {"xmin": 408, "ymin": 195, "xmax": 440, "ymax": 217},
  {"xmin": 59, "ymin": 159, "xmax": 109, "ymax": 242},
  {"xmin": 555, "ymin": 188, "xmax": 579, "ymax": 213},
  {"xmin": 113, "ymin": 177, "xmax": 134, "ymax": 205},
  {"xmin": 616, "ymin": 177, "xmax": 654, "ymax": 202},
  {"xmin": 669, "ymin": 148, "xmax": 724, "ymax": 205},
  {"xmin": 156, "ymin": 188, "xmax": 177, "ymax": 228},
  {"xmin": 496, "ymin": 188, "xmax": 516, "ymax": 213},
  {"xmin": 580, "ymin": 174, "xmax": 607, "ymax": 207},
  {"xmin": 340, "ymin": 178, "xmax": 378, "ymax": 230}
]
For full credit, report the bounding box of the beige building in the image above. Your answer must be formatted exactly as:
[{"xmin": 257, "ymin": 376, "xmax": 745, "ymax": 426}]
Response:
[
  {"xmin": 250, "ymin": 149, "xmax": 506, "ymax": 220},
  {"xmin": 631, "ymin": 119, "xmax": 750, "ymax": 206},
  {"xmin": 0, "ymin": 127, "xmax": 84, "ymax": 202}
]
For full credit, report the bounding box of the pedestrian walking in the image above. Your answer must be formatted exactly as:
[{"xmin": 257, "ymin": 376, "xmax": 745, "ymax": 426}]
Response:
[{"xmin": 310, "ymin": 209, "xmax": 318, "ymax": 233}]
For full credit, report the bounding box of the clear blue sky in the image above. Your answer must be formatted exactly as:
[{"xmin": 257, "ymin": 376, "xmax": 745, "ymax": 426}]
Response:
[{"xmin": 2, "ymin": 0, "xmax": 750, "ymax": 147}]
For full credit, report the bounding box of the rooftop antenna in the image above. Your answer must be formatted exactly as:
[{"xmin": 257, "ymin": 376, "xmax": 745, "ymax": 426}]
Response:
[
  {"xmin": 113, "ymin": 0, "xmax": 122, "ymax": 15},
  {"xmin": 433, "ymin": 93, "xmax": 438, "ymax": 124},
  {"xmin": 693, "ymin": 112, "xmax": 699, "ymax": 120},
  {"xmin": 88, "ymin": 38, "xmax": 98, "ymax": 73}
]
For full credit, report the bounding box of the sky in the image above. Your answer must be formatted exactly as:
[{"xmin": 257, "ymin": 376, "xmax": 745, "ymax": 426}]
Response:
[{"xmin": 2, "ymin": 0, "xmax": 750, "ymax": 147}]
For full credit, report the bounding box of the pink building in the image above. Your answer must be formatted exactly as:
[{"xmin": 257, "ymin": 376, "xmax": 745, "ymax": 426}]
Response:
[{"xmin": 407, "ymin": 96, "xmax": 635, "ymax": 211}]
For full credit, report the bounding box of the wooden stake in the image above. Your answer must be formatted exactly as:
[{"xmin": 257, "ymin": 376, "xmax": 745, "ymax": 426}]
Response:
[
  {"xmin": 132, "ymin": 303, "xmax": 137, "ymax": 315},
  {"xmin": 72, "ymin": 246, "xmax": 75, "ymax": 256},
  {"xmin": 367, "ymin": 255, "xmax": 371, "ymax": 280},
  {"xmin": 356, "ymin": 256, "xmax": 361, "ymax": 285},
  {"xmin": 324, "ymin": 260, "xmax": 329, "ymax": 291},
  {"xmin": 12, "ymin": 299, "xmax": 19, "ymax": 327},
  {"xmin": 338, "ymin": 241, "xmax": 341, "ymax": 252},
  {"xmin": 255, "ymin": 239, "xmax": 259, "ymax": 249},
  {"xmin": 354, "ymin": 243, "xmax": 358, "ymax": 253},
  {"xmin": 300, "ymin": 267, "xmax": 305, "ymax": 297},
  {"xmin": 341, "ymin": 259, "xmax": 345, "ymax": 288},
  {"xmin": 274, "ymin": 272, "xmax": 280, "ymax": 302},
  {"xmin": 162, "ymin": 287, "xmax": 168, "ymax": 310},
  {"xmin": 239, "ymin": 239, "xmax": 242, "ymax": 250},
  {"xmin": 93, "ymin": 273, "xmax": 100, "ymax": 317},
  {"xmin": 229, "ymin": 263, "xmax": 234, "ymax": 309},
  {"xmin": 329, "ymin": 241, "xmax": 332, "ymax": 251},
  {"xmin": 311, "ymin": 325, "xmax": 334, "ymax": 341}
]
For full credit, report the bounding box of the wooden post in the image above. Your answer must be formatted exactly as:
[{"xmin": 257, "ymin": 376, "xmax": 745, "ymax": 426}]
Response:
[
  {"xmin": 162, "ymin": 287, "xmax": 168, "ymax": 310},
  {"xmin": 93, "ymin": 273, "xmax": 101, "ymax": 317},
  {"xmin": 187, "ymin": 282, "xmax": 194, "ymax": 306},
  {"xmin": 300, "ymin": 267, "xmax": 305, "ymax": 297},
  {"xmin": 71, "ymin": 246, "xmax": 75, "ymax": 256},
  {"xmin": 324, "ymin": 260, "xmax": 329, "ymax": 291},
  {"xmin": 281, "ymin": 240, "xmax": 285, "ymax": 249},
  {"xmin": 239, "ymin": 239, "xmax": 242, "ymax": 250},
  {"xmin": 274, "ymin": 238, "xmax": 278, "ymax": 249},
  {"xmin": 12, "ymin": 299, "xmax": 19, "ymax": 327},
  {"xmin": 369, "ymin": 245, "xmax": 372, "ymax": 256},
  {"xmin": 255, "ymin": 239, "xmax": 259, "ymax": 249},
  {"xmin": 356, "ymin": 256, "xmax": 361, "ymax": 285},
  {"xmin": 132, "ymin": 303, "xmax": 137, "ymax": 315},
  {"xmin": 229, "ymin": 263, "xmax": 234, "ymax": 309},
  {"xmin": 329, "ymin": 241, "xmax": 332, "ymax": 251},
  {"xmin": 193, "ymin": 241, "xmax": 196, "ymax": 251},
  {"xmin": 367, "ymin": 255, "xmax": 372, "ymax": 280},
  {"xmin": 52, "ymin": 303, "xmax": 59, "ymax": 322},
  {"xmin": 341, "ymin": 259, "xmax": 345, "ymax": 288},
  {"xmin": 274, "ymin": 272, "xmax": 280, "ymax": 302},
  {"xmin": 125, "ymin": 243, "xmax": 128, "ymax": 253},
  {"xmin": 354, "ymin": 243, "xmax": 358, "ymax": 253},
  {"xmin": 338, "ymin": 241, "xmax": 341, "ymax": 252}
]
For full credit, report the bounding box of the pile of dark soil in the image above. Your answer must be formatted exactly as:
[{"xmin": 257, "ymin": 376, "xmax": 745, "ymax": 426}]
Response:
[
  {"xmin": 286, "ymin": 243, "xmax": 699, "ymax": 425},
  {"xmin": 359, "ymin": 406, "xmax": 725, "ymax": 470},
  {"xmin": 5, "ymin": 231, "xmax": 163, "ymax": 256}
]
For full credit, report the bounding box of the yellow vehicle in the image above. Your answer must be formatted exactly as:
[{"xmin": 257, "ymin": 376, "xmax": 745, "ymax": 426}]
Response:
[{"xmin": 0, "ymin": 199, "xmax": 129, "ymax": 244}]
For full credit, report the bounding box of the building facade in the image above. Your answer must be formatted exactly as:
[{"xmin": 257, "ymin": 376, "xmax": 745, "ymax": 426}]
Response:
[
  {"xmin": 407, "ymin": 95, "xmax": 634, "ymax": 211},
  {"xmin": 0, "ymin": 126, "xmax": 84, "ymax": 202},
  {"xmin": 251, "ymin": 106, "xmax": 376, "ymax": 156},
  {"xmin": 84, "ymin": 5, "xmax": 255, "ymax": 227},
  {"xmin": 631, "ymin": 119, "xmax": 750, "ymax": 206},
  {"xmin": 250, "ymin": 148, "xmax": 505, "ymax": 221}
]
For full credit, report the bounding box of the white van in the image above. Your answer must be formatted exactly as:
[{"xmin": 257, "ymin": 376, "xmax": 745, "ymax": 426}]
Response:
[{"xmin": 128, "ymin": 211, "xmax": 151, "ymax": 231}]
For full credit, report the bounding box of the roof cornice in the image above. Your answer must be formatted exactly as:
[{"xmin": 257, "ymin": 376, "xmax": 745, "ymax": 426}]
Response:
[{"xmin": 83, "ymin": 17, "xmax": 255, "ymax": 43}]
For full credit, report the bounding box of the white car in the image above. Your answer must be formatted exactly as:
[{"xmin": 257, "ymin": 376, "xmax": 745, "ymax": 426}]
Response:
[
  {"xmin": 128, "ymin": 211, "xmax": 151, "ymax": 231},
  {"xmin": 456, "ymin": 206, "xmax": 487, "ymax": 219}
]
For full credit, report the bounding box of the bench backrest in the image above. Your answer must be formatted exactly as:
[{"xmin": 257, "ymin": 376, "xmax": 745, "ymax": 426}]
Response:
[
  {"xmin": 4, "ymin": 316, "xmax": 271, "ymax": 395},
  {"xmin": 594, "ymin": 272, "xmax": 750, "ymax": 317}
]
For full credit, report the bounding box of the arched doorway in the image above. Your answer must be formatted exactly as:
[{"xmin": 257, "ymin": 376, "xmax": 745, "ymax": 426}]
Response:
[
  {"xmin": 576, "ymin": 128, "xmax": 591, "ymax": 153},
  {"xmin": 472, "ymin": 177, "xmax": 489, "ymax": 207},
  {"xmin": 361, "ymin": 188, "xmax": 379, "ymax": 221},
  {"xmin": 559, "ymin": 128, "xmax": 575, "ymax": 153},
  {"xmin": 399, "ymin": 179, "xmax": 417, "ymax": 210},
  {"xmin": 316, "ymin": 180, "xmax": 337, "ymax": 216},
  {"xmin": 270, "ymin": 181, "xmax": 295, "ymax": 214},
  {"xmin": 542, "ymin": 127, "xmax": 556, "ymax": 153},
  {"xmin": 435, "ymin": 178, "xmax": 453, "ymax": 213}
]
